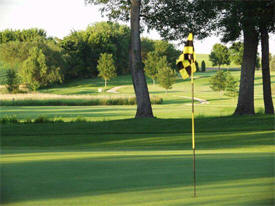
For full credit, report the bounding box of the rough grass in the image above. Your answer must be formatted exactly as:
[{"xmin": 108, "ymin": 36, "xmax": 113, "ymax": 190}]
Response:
[{"xmin": 0, "ymin": 93, "xmax": 163, "ymax": 106}]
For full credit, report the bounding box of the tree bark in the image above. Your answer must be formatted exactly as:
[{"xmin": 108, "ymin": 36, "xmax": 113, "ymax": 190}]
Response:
[
  {"xmin": 260, "ymin": 26, "xmax": 274, "ymax": 114},
  {"xmin": 130, "ymin": 0, "xmax": 154, "ymax": 118},
  {"xmin": 234, "ymin": 26, "xmax": 258, "ymax": 115}
]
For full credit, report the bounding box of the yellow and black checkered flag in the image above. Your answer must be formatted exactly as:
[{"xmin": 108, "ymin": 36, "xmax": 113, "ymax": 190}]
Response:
[{"xmin": 176, "ymin": 33, "xmax": 196, "ymax": 79}]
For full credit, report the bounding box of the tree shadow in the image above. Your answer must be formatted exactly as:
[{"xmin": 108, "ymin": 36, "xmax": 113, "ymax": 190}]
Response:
[{"xmin": 1, "ymin": 152, "xmax": 273, "ymax": 204}]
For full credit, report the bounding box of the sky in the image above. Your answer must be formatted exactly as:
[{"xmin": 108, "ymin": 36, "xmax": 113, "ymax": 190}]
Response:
[{"xmin": 0, "ymin": 0, "xmax": 274, "ymax": 54}]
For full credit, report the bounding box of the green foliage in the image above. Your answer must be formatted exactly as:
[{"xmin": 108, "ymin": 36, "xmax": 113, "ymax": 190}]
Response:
[
  {"xmin": 157, "ymin": 65, "xmax": 177, "ymax": 92},
  {"xmin": 5, "ymin": 69, "xmax": 19, "ymax": 93},
  {"xmin": 229, "ymin": 42, "xmax": 243, "ymax": 65},
  {"xmin": 201, "ymin": 60, "xmax": 206, "ymax": 72},
  {"xmin": 61, "ymin": 22, "xmax": 130, "ymax": 79},
  {"xmin": 0, "ymin": 40, "xmax": 64, "ymax": 91},
  {"xmin": 209, "ymin": 44, "xmax": 230, "ymax": 69},
  {"xmin": 97, "ymin": 53, "xmax": 117, "ymax": 87},
  {"xmin": 144, "ymin": 52, "xmax": 161, "ymax": 84},
  {"xmin": 209, "ymin": 70, "xmax": 228, "ymax": 93},
  {"xmin": 0, "ymin": 115, "xmax": 19, "ymax": 124},
  {"xmin": 224, "ymin": 72, "xmax": 239, "ymax": 97},
  {"xmin": 209, "ymin": 71, "xmax": 238, "ymax": 96},
  {"xmin": 20, "ymin": 47, "xmax": 63, "ymax": 91},
  {"xmin": 141, "ymin": 38, "xmax": 180, "ymax": 69},
  {"xmin": 229, "ymin": 42, "xmax": 261, "ymax": 69},
  {"xmin": 0, "ymin": 28, "xmax": 47, "ymax": 44}
]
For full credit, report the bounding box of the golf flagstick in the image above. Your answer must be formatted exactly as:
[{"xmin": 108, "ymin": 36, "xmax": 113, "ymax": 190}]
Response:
[{"xmin": 191, "ymin": 66, "xmax": 196, "ymax": 198}]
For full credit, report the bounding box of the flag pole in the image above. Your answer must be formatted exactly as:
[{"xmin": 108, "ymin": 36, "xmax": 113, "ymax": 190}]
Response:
[{"xmin": 191, "ymin": 61, "xmax": 196, "ymax": 198}]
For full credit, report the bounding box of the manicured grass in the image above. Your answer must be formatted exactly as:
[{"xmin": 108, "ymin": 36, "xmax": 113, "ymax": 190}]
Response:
[
  {"xmin": 1, "ymin": 69, "xmax": 274, "ymax": 205},
  {"xmin": 1, "ymin": 117, "xmax": 274, "ymax": 206},
  {"xmin": 1, "ymin": 71, "xmax": 274, "ymax": 121}
]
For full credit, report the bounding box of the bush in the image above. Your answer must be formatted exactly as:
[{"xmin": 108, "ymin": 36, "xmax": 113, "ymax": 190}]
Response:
[
  {"xmin": 157, "ymin": 66, "xmax": 177, "ymax": 93},
  {"xmin": 5, "ymin": 69, "xmax": 19, "ymax": 93},
  {"xmin": 201, "ymin": 60, "xmax": 206, "ymax": 72},
  {"xmin": 209, "ymin": 70, "xmax": 227, "ymax": 93},
  {"xmin": 209, "ymin": 71, "xmax": 238, "ymax": 97},
  {"xmin": 34, "ymin": 116, "xmax": 51, "ymax": 123},
  {"xmin": 0, "ymin": 115, "xmax": 19, "ymax": 124}
]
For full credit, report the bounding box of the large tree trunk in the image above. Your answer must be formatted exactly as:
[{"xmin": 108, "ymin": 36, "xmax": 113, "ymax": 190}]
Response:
[
  {"xmin": 260, "ymin": 26, "xmax": 274, "ymax": 114},
  {"xmin": 234, "ymin": 26, "xmax": 258, "ymax": 115},
  {"xmin": 130, "ymin": 0, "xmax": 154, "ymax": 118}
]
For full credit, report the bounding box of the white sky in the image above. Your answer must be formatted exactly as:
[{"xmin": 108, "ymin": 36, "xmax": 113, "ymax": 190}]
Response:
[{"xmin": 0, "ymin": 0, "xmax": 274, "ymax": 54}]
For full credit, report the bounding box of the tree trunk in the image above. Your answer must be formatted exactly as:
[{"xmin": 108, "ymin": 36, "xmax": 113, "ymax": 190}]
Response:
[
  {"xmin": 234, "ymin": 26, "xmax": 258, "ymax": 115},
  {"xmin": 260, "ymin": 26, "xmax": 274, "ymax": 114},
  {"xmin": 130, "ymin": 0, "xmax": 154, "ymax": 118},
  {"xmin": 105, "ymin": 79, "xmax": 107, "ymax": 87}
]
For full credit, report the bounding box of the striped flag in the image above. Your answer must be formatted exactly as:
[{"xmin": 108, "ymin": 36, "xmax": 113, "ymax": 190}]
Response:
[{"xmin": 176, "ymin": 33, "xmax": 196, "ymax": 79}]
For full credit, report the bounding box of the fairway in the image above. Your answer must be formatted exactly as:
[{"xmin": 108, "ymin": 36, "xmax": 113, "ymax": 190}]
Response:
[
  {"xmin": 1, "ymin": 117, "xmax": 274, "ymax": 206},
  {"xmin": 1, "ymin": 71, "xmax": 275, "ymax": 205}
]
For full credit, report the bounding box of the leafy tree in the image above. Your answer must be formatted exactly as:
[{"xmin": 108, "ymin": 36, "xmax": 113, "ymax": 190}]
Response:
[
  {"xmin": 144, "ymin": 52, "xmax": 159, "ymax": 85},
  {"xmin": 85, "ymin": 0, "xmax": 154, "ymax": 118},
  {"xmin": 209, "ymin": 43, "xmax": 230, "ymax": 70},
  {"xmin": 61, "ymin": 22, "xmax": 130, "ymax": 79},
  {"xmin": 141, "ymin": 37, "xmax": 154, "ymax": 60},
  {"xmin": 143, "ymin": 0, "xmax": 274, "ymax": 115},
  {"xmin": 5, "ymin": 69, "xmax": 19, "ymax": 93},
  {"xmin": 157, "ymin": 66, "xmax": 177, "ymax": 93},
  {"xmin": 0, "ymin": 40, "xmax": 64, "ymax": 91},
  {"xmin": 201, "ymin": 60, "xmax": 206, "ymax": 72},
  {"xmin": 97, "ymin": 53, "xmax": 117, "ymax": 87},
  {"xmin": 224, "ymin": 72, "xmax": 238, "ymax": 98},
  {"xmin": 229, "ymin": 42, "xmax": 260, "ymax": 69},
  {"xmin": 0, "ymin": 28, "xmax": 47, "ymax": 44},
  {"xmin": 209, "ymin": 70, "xmax": 227, "ymax": 95},
  {"xmin": 20, "ymin": 47, "xmax": 62, "ymax": 91},
  {"xmin": 229, "ymin": 42, "xmax": 243, "ymax": 66}
]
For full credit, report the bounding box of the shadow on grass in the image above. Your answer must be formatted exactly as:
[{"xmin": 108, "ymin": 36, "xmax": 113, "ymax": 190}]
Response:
[{"xmin": 1, "ymin": 152, "xmax": 273, "ymax": 204}]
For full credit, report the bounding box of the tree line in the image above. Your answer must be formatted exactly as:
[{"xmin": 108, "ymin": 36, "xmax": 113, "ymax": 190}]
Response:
[
  {"xmin": 86, "ymin": 0, "xmax": 274, "ymax": 116},
  {"xmin": 0, "ymin": 23, "xmax": 180, "ymax": 91}
]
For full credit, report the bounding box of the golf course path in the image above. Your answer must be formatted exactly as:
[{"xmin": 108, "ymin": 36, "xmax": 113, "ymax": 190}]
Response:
[
  {"xmin": 106, "ymin": 85, "xmax": 127, "ymax": 93},
  {"xmin": 177, "ymin": 95, "xmax": 209, "ymax": 104}
]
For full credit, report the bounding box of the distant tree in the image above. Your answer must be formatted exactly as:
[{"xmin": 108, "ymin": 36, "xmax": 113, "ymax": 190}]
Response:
[
  {"xmin": 5, "ymin": 69, "xmax": 19, "ymax": 93},
  {"xmin": 229, "ymin": 42, "xmax": 260, "ymax": 69},
  {"xmin": 209, "ymin": 70, "xmax": 227, "ymax": 95},
  {"xmin": 20, "ymin": 47, "xmax": 62, "ymax": 91},
  {"xmin": 195, "ymin": 61, "xmax": 199, "ymax": 72},
  {"xmin": 0, "ymin": 28, "xmax": 47, "ymax": 44},
  {"xmin": 157, "ymin": 66, "xmax": 177, "ymax": 93},
  {"xmin": 224, "ymin": 72, "xmax": 238, "ymax": 97},
  {"xmin": 229, "ymin": 42, "xmax": 243, "ymax": 66},
  {"xmin": 201, "ymin": 60, "xmax": 206, "ymax": 72},
  {"xmin": 144, "ymin": 52, "xmax": 159, "ymax": 85},
  {"xmin": 209, "ymin": 44, "xmax": 230, "ymax": 70},
  {"xmin": 0, "ymin": 40, "xmax": 64, "ymax": 91},
  {"xmin": 97, "ymin": 53, "xmax": 117, "ymax": 87},
  {"xmin": 141, "ymin": 37, "xmax": 155, "ymax": 60}
]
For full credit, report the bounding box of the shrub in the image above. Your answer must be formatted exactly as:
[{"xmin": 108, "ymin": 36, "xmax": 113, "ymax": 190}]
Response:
[
  {"xmin": 224, "ymin": 72, "xmax": 238, "ymax": 97},
  {"xmin": 157, "ymin": 66, "xmax": 177, "ymax": 93},
  {"xmin": 34, "ymin": 115, "xmax": 51, "ymax": 123},
  {"xmin": 5, "ymin": 69, "xmax": 19, "ymax": 93},
  {"xmin": 0, "ymin": 115, "xmax": 19, "ymax": 124},
  {"xmin": 209, "ymin": 70, "xmax": 227, "ymax": 94},
  {"xmin": 201, "ymin": 60, "xmax": 206, "ymax": 72},
  {"xmin": 73, "ymin": 116, "xmax": 87, "ymax": 122}
]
